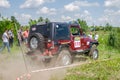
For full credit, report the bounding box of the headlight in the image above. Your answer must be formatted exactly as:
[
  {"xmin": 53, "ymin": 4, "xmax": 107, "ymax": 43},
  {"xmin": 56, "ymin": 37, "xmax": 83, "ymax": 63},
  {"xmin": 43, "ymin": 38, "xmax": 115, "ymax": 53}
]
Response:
[
  {"xmin": 87, "ymin": 42, "xmax": 90, "ymax": 45},
  {"xmin": 48, "ymin": 39, "xmax": 51, "ymax": 42}
]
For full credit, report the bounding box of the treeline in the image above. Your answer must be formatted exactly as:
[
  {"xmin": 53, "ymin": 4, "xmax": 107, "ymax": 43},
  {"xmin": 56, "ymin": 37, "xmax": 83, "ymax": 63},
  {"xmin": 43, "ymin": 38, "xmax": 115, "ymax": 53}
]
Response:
[
  {"xmin": 28, "ymin": 17, "xmax": 50, "ymax": 26},
  {"xmin": 0, "ymin": 15, "xmax": 50, "ymax": 40},
  {"xmin": 0, "ymin": 16, "xmax": 20, "ymax": 40},
  {"xmin": 0, "ymin": 15, "xmax": 120, "ymax": 49},
  {"xmin": 90, "ymin": 23, "xmax": 113, "ymax": 31}
]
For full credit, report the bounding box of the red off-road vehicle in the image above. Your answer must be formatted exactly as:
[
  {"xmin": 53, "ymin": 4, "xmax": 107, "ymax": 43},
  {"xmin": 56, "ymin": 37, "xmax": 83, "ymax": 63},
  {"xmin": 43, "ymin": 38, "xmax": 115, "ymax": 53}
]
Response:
[{"xmin": 27, "ymin": 22, "xmax": 99, "ymax": 66}]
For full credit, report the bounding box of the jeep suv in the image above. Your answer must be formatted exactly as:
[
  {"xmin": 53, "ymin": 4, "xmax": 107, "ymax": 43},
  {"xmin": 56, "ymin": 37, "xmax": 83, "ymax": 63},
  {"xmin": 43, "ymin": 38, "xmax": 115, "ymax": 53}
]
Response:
[{"xmin": 27, "ymin": 22, "xmax": 99, "ymax": 66}]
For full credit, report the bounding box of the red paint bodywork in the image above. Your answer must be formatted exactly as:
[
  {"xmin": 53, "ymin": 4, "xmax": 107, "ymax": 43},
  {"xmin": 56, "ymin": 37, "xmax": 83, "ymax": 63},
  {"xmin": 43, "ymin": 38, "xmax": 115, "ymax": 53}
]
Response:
[{"xmin": 43, "ymin": 24, "xmax": 95, "ymax": 55}]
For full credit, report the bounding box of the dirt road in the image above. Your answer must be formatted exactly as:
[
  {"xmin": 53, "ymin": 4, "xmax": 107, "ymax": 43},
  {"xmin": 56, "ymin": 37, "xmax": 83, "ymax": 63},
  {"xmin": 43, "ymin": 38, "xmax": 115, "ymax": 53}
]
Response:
[{"xmin": 0, "ymin": 50, "xmax": 88, "ymax": 80}]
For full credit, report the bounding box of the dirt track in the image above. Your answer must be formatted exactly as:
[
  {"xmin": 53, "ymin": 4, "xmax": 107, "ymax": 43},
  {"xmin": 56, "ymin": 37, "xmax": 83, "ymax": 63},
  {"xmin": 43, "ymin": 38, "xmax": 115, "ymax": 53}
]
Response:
[
  {"xmin": 0, "ymin": 53, "xmax": 66, "ymax": 80},
  {"xmin": 0, "ymin": 50, "xmax": 88, "ymax": 80}
]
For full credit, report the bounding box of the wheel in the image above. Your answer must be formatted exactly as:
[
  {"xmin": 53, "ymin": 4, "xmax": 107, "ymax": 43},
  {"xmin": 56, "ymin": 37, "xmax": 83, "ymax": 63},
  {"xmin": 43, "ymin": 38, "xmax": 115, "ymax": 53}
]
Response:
[
  {"xmin": 29, "ymin": 37, "xmax": 38, "ymax": 49},
  {"xmin": 28, "ymin": 33, "xmax": 45, "ymax": 52},
  {"xmin": 89, "ymin": 45, "xmax": 99, "ymax": 60},
  {"xmin": 56, "ymin": 49, "xmax": 72, "ymax": 66}
]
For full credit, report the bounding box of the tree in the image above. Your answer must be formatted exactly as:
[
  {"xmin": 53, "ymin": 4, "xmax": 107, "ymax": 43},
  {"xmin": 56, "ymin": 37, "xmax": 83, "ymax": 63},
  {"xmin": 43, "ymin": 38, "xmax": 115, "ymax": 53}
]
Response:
[
  {"xmin": 77, "ymin": 19, "xmax": 88, "ymax": 32},
  {"xmin": 45, "ymin": 18, "xmax": 50, "ymax": 23},
  {"xmin": 10, "ymin": 16, "xmax": 21, "ymax": 40},
  {"xmin": 28, "ymin": 17, "xmax": 50, "ymax": 26},
  {"xmin": 28, "ymin": 19, "xmax": 37, "ymax": 26},
  {"xmin": 11, "ymin": 16, "xmax": 20, "ymax": 25},
  {"xmin": 0, "ymin": 16, "xmax": 14, "ymax": 38},
  {"xmin": 38, "ymin": 17, "xmax": 44, "ymax": 22},
  {"xmin": 105, "ymin": 23, "xmax": 112, "ymax": 31}
]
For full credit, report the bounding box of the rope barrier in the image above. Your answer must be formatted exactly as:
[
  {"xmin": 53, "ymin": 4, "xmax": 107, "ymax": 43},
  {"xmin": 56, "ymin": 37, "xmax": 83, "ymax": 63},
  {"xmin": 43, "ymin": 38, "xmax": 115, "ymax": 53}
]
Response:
[
  {"xmin": 15, "ymin": 23, "xmax": 29, "ymax": 72},
  {"xmin": 16, "ymin": 58, "xmax": 112, "ymax": 80}
]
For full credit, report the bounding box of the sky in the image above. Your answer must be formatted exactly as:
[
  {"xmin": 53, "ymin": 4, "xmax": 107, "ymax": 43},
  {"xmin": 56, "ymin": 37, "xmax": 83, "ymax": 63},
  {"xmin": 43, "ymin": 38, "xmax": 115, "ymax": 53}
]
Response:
[{"xmin": 0, "ymin": 0, "xmax": 120, "ymax": 26}]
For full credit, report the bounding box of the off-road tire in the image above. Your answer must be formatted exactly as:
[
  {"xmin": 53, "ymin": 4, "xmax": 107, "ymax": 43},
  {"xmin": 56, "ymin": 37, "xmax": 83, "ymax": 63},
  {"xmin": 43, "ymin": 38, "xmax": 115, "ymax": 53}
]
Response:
[
  {"xmin": 89, "ymin": 45, "xmax": 98, "ymax": 60},
  {"xmin": 28, "ymin": 33, "xmax": 45, "ymax": 52},
  {"xmin": 56, "ymin": 49, "xmax": 72, "ymax": 66}
]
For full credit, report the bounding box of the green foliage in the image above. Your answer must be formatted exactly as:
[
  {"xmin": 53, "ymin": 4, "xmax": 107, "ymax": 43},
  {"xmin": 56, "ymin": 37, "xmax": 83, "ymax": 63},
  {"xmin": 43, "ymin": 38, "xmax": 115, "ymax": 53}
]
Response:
[
  {"xmin": 95, "ymin": 26, "xmax": 100, "ymax": 31},
  {"xmin": 28, "ymin": 19, "xmax": 38, "ymax": 26},
  {"xmin": 107, "ymin": 27, "xmax": 120, "ymax": 49},
  {"xmin": 90, "ymin": 25, "xmax": 110, "ymax": 32},
  {"xmin": 90, "ymin": 26, "xmax": 101, "ymax": 31},
  {"xmin": 64, "ymin": 30, "xmax": 120, "ymax": 80},
  {"xmin": 77, "ymin": 19, "xmax": 88, "ymax": 32},
  {"xmin": 99, "ymin": 26, "xmax": 105, "ymax": 30},
  {"xmin": 38, "ymin": 17, "xmax": 44, "ymax": 22},
  {"xmin": 10, "ymin": 16, "xmax": 21, "ymax": 40},
  {"xmin": 0, "ymin": 15, "xmax": 20, "ymax": 41},
  {"xmin": 104, "ymin": 23, "xmax": 112, "ymax": 31},
  {"xmin": 89, "ymin": 23, "xmax": 113, "ymax": 32},
  {"xmin": 11, "ymin": 16, "xmax": 20, "ymax": 29},
  {"xmin": 0, "ymin": 17, "xmax": 12, "ymax": 37},
  {"xmin": 28, "ymin": 17, "xmax": 50, "ymax": 26},
  {"xmin": 115, "ymin": 28, "xmax": 120, "ymax": 48},
  {"xmin": 45, "ymin": 18, "xmax": 50, "ymax": 23},
  {"xmin": 107, "ymin": 32, "xmax": 115, "ymax": 47},
  {"xmin": 64, "ymin": 58, "xmax": 120, "ymax": 80}
]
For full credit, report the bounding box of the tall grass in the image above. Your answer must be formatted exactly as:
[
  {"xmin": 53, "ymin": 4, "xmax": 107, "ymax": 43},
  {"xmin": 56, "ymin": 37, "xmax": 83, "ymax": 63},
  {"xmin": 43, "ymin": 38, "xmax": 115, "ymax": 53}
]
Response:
[
  {"xmin": 64, "ymin": 30, "xmax": 120, "ymax": 80},
  {"xmin": 97, "ymin": 31, "xmax": 120, "ymax": 60},
  {"xmin": 64, "ymin": 58, "xmax": 120, "ymax": 80}
]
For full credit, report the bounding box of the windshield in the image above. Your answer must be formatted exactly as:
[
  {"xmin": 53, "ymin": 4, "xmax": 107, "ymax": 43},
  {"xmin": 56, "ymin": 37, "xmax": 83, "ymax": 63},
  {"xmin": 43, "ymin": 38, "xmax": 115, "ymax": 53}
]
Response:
[
  {"xmin": 70, "ymin": 26, "xmax": 80, "ymax": 35},
  {"xmin": 55, "ymin": 23, "xmax": 70, "ymax": 40}
]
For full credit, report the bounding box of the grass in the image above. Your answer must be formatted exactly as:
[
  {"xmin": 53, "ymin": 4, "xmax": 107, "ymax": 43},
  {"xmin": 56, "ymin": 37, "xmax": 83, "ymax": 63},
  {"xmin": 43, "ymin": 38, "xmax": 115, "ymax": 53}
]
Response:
[
  {"xmin": 0, "ymin": 31, "xmax": 120, "ymax": 80},
  {"xmin": 0, "ymin": 44, "xmax": 19, "ymax": 54},
  {"xmin": 97, "ymin": 31, "xmax": 120, "ymax": 59},
  {"xmin": 64, "ymin": 31, "xmax": 120, "ymax": 80},
  {"xmin": 0, "ymin": 41, "xmax": 28, "ymax": 63},
  {"xmin": 0, "ymin": 43, "xmax": 21, "ymax": 63},
  {"xmin": 64, "ymin": 58, "xmax": 120, "ymax": 80}
]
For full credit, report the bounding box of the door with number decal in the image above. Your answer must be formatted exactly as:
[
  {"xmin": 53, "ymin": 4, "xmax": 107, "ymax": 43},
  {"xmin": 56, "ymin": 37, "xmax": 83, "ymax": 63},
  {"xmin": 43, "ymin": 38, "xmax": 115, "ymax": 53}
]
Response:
[
  {"xmin": 74, "ymin": 37, "xmax": 81, "ymax": 48},
  {"xmin": 70, "ymin": 35, "xmax": 82, "ymax": 50},
  {"xmin": 70, "ymin": 25, "xmax": 83, "ymax": 50}
]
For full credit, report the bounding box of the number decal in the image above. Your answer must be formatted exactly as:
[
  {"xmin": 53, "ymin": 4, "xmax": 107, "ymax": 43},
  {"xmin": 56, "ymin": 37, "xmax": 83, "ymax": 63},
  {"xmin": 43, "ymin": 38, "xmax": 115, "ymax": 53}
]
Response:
[
  {"xmin": 74, "ymin": 41, "xmax": 81, "ymax": 48},
  {"xmin": 74, "ymin": 37, "xmax": 81, "ymax": 48}
]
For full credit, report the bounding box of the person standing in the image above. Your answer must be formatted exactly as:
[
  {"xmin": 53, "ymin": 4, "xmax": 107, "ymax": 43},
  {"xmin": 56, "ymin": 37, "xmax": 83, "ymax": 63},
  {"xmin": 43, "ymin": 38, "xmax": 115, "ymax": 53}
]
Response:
[
  {"xmin": 23, "ymin": 29, "xmax": 29, "ymax": 44},
  {"xmin": 17, "ymin": 30, "xmax": 22, "ymax": 46},
  {"xmin": 88, "ymin": 31, "xmax": 93, "ymax": 39},
  {"xmin": 94, "ymin": 32, "xmax": 99, "ymax": 41},
  {"xmin": 0, "ymin": 29, "xmax": 10, "ymax": 53},
  {"xmin": 17, "ymin": 27, "xmax": 24, "ymax": 46},
  {"xmin": 20, "ymin": 27, "xmax": 24, "ymax": 42},
  {"xmin": 8, "ymin": 29, "xmax": 14, "ymax": 47}
]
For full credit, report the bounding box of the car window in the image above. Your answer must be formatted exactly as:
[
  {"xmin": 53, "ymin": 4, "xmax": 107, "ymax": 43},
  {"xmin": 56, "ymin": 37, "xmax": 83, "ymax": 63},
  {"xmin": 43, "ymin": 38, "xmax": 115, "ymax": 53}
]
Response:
[
  {"xmin": 55, "ymin": 23, "xmax": 70, "ymax": 40},
  {"xmin": 70, "ymin": 27, "xmax": 80, "ymax": 35}
]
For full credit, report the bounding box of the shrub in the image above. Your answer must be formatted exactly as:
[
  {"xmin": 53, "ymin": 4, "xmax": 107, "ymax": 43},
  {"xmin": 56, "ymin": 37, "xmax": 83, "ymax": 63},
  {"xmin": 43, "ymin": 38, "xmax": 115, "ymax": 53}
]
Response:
[
  {"xmin": 105, "ymin": 23, "xmax": 112, "ymax": 31},
  {"xmin": 107, "ymin": 31, "xmax": 115, "ymax": 47},
  {"xmin": 107, "ymin": 27, "xmax": 120, "ymax": 50},
  {"xmin": 77, "ymin": 19, "xmax": 88, "ymax": 32}
]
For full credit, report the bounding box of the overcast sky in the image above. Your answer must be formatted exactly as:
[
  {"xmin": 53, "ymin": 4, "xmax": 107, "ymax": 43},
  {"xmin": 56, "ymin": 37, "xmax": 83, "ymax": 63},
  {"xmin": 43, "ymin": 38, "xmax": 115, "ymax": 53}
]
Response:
[{"xmin": 0, "ymin": 0, "xmax": 120, "ymax": 26}]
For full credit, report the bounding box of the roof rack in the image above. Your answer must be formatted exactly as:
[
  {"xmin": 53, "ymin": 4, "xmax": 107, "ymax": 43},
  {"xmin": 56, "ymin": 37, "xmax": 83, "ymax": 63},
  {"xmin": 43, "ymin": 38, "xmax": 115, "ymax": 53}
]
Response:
[
  {"xmin": 36, "ymin": 22, "xmax": 47, "ymax": 25},
  {"xmin": 68, "ymin": 21, "xmax": 79, "ymax": 25}
]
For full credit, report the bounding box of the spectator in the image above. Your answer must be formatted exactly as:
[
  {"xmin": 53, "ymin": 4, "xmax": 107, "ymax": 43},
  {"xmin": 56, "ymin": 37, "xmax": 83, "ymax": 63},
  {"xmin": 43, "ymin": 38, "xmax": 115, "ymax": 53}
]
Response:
[
  {"xmin": 19, "ymin": 27, "xmax": 24, "ymax": 42},
  {"xmin": 8, "ymin": 29, "xmax": 14, "ymax": 47},
  {"xmin": 17, "ymin": 28, "xmax": 24, "ymax": 46},
  {"xmin": 0, "ymin": 29, "xmax": 10, "ymax": 53},
  {"xmin": 94, "ymin": 32, "xmax": 99, "ymax": 41},
  {"xmin": 23, "ymin": 29, "xmax": 29, "ymax": 44},
  {"xmin": 88, "ymin": 31, "xmax": 93, "ymax": 39},
  {"xmin": 82, "ymin": 32, "xmax": 86, "ymax": 37},
  {"xmin": 17, "ymin": 30, "xmax": 22, "ymax": 46}
]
